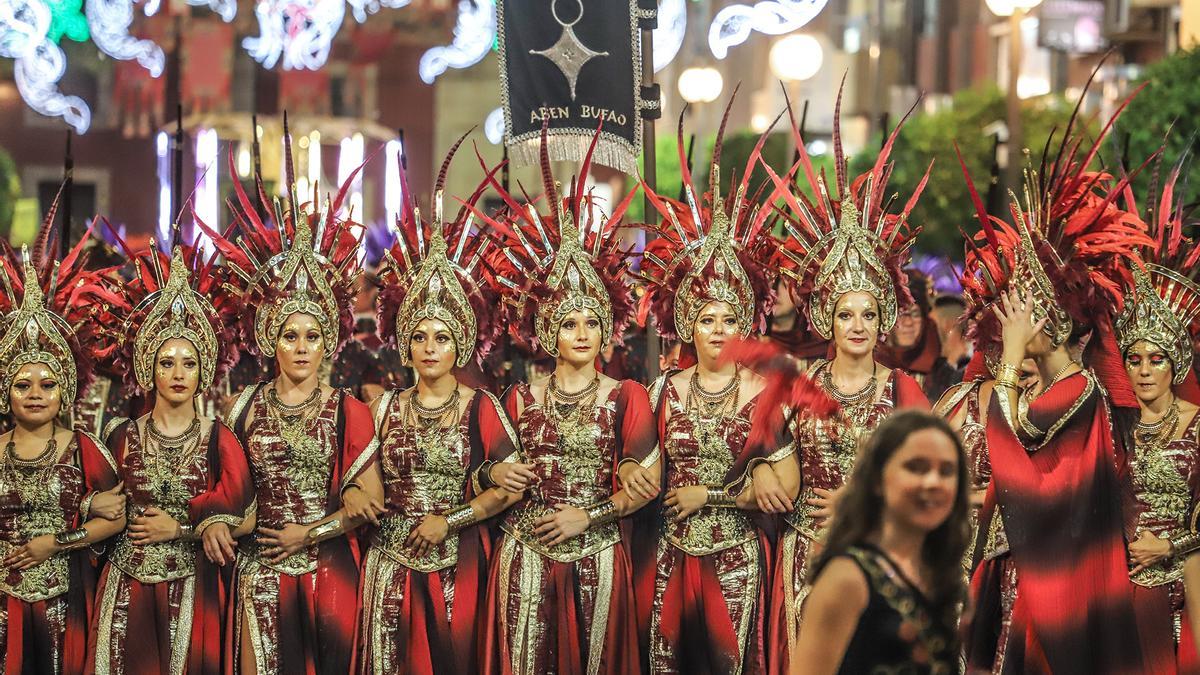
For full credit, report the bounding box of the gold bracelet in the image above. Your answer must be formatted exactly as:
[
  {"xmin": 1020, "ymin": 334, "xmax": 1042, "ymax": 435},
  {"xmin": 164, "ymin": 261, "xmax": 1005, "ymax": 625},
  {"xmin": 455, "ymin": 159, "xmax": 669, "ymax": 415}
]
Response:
[
  {"xmin": 706, "ymin": 486, "xmax": 736, "ymax": 508},
  {"xmin": 1172, "ymin": 532, "xmax": 1200, "ymax": 558},
  {"xmin": 54, "ymin": 527, "xmax": 88, "ymax": 549},
  {"xmin": 176, "ymin": 523, "xmax": 195, "ymax": 541},
  {"xmin": 584, "ymin": 499, "xmax": 619, "ymax": 528},
  {"xmin": 304, "ymin": 519, "xmax": 342, "ymax": 546},
  {"xmin": 994, "ymin": 363, "xmax": 1020, "ymax": 389},
  {"xmin": 444, "ymin": 504, "xmax": 477, "ymax": 533}
]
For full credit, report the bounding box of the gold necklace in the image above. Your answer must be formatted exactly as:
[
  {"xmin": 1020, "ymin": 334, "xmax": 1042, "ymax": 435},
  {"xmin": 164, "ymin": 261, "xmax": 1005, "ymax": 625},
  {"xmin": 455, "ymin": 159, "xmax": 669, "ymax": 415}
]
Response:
[
  {"xmin": 5, "ymin": 423, "xmax": 59, "ymax": 467},
  {"xmin": 1045, "ymin": 361, "xmax": 1077, "ymax": 388},
  {"xmin": 407, "ymin": 389, "xmax": 461, "ymax": 432},
  {"xmin": 686, "ymin": 366, "xmax": 741, "ymax": 422},
  {"xmin": 266, "ymin": 385, "xmax": 321, "ymax": 423},
  {"xmin": 1136, "ymin": 398, "xmax": 1180, "ymax": 449},
  {"xmin": 145, "ymin": 417, "xmax": 201, "ymax": 500},
  {"xmin": 547, "ymin": 373, "xmax": 599, "ymax": 424}
]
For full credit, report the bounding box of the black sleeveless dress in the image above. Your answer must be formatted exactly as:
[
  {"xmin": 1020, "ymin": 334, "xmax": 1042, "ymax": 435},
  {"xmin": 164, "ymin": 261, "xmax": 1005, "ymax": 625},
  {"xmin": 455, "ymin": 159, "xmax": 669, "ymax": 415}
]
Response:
[{"xmin": 835, "ymin": 543, "xmax": 960, "ymax": 674}]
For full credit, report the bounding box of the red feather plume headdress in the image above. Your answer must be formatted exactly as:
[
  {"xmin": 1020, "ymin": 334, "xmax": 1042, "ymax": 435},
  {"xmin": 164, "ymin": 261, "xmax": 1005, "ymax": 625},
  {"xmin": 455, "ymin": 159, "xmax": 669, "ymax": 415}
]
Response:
[
  {"xmin": 762, "ymin": 82, "xmax": 924, "ymax": 341},
  {"xmin": 0, "ymin": 188, "xmax": 126, "ymax": 414},
  {"xmin": 468, "ymin": 125, "xmax": 639, "ymax": 357},
  {"xmin": 375, "ymin": 130, "xmax": 505, "ymax": 367},
  {"xmin": 635, "ymin": 89, "xmax": 778, "ymax": 344},
  {"xmin": 198, "ymin": 137, "xmax": 365, "ymax": 361},
  {"xmin": 99, "ymin": 231, "xmax": 243, "ymax": 395},
  {"xmin": 957, "ymin": 72, "xmax": 1152, "ymax": 406}
]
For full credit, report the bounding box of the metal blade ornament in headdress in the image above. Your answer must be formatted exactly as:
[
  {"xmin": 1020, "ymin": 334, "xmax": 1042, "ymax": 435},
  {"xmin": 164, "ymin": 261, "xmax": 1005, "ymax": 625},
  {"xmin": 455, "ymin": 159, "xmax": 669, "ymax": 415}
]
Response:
[
  {"xmin": 1010, "ymin": 196, "xmax": 1073, "ymax": 347},
  {"xmin": 0, "ymin": 247, "xmax": 78, "ymax": 413},
  {"xmin": 129, "ymin": 246, "xmax": 221, "ymax": 391}
]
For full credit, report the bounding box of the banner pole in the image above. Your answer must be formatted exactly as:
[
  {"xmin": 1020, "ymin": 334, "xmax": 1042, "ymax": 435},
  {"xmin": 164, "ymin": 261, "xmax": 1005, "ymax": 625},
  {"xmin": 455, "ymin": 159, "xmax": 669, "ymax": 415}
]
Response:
[{"xmin": 640, "ymin": 23, "xmax": 656, "ymax": 223}]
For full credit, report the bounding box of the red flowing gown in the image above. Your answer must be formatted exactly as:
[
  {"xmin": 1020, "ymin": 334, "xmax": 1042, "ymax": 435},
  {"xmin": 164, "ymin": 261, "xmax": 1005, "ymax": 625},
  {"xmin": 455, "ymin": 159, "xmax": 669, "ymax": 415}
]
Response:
[
  {"xmin": 85, "ymin": 417, "xmax": 253, "ymax": 675},
  {"xmin": 765, "ymin": 364, "xmax": 928, "ymax": 675},
  {"xmin": 646, "ymin": 376, "xmax": 773, "ymax": 675},
  {"xmin": 356, "ymin": 389, "xmax": 518, "ymax": 675},
  {"xmin": 966, "ymin": 370, "xmax": 1165, "ymax": 674},
  {"xmin": 227, "ymin": 386, "xmax": 376, "ymax": 675},
  {"xmin": 483, "ymin": 380, "xmax": 656, "ymax": 675},
  {"xmin": 0, "ymin": 431, "xmax": 119, "ymax": 675}
]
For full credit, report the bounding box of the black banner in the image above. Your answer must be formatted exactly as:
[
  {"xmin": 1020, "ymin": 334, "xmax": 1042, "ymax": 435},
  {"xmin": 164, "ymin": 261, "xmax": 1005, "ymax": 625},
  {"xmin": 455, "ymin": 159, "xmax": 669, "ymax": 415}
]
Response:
[{"xmin": 498, "ymin": 0, "xmax": 648, "ymax": 174}]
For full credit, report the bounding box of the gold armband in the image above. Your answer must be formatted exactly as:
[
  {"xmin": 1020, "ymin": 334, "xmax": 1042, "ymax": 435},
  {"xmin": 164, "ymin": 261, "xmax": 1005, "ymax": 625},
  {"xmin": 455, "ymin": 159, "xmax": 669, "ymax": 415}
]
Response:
[
  {"xmin": 304, "ymin": 519, "xmax": 343, "ymax": 546},
  {"xmin": 340, "ymin": 481, "xmax": 363, "ymax": 499},
  {"xmin": 584, "ymin": 499, "xmax": 619, "ymax": 528},
  {"xmin": 54, "ymin": 528, "xmax": 88, "ymax": 550},
  {"xmin": 706, "ymin": 486, "xmax": 737, "ymax": 508},
  {"xmin": 444, "ymin": 504, "xmax": 478, "ymax": 533},
  {"xmin": 176, "ymin": 523, "xmax": 195, "ymax": 541}
]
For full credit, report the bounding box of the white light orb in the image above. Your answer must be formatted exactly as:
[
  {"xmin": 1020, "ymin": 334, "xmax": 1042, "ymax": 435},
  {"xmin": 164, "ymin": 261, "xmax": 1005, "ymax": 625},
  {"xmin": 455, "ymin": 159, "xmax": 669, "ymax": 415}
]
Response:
[
  {"xmin": 769, "ymin": 34, "xmax": 823, "ymax": 82},
  {"xmin": 677, "ymin": 67, "xmax": 724, "ymax": 104},
  {"xmin": 985, "ymin": 0, "xmax": 1043, "ymax": 17}
]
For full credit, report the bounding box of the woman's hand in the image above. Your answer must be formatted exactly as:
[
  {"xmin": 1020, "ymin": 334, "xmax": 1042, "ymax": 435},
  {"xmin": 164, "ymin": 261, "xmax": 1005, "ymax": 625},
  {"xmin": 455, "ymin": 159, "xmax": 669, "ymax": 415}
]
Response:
[
  {"xmin": 201, "ymin": 522, "xmax": 237, "ymax": 566},
  {"xmin": 491, "ymin": 462, "xmax": 538, "ymax": 492},
  {"xmin": 807, "ymin": 487, "xmax": 842, "ymax": 524},
  {"xmin": 753, "ymin": 463, "xmax": 793, "ymax": 514},
  {"xmin": 128, "ymin": 507, "xmax": 181, "ymax": 545},
  {"xmin": 1129, "ymin": 530, "xmax": 1174, "ymax": 575},
  {"xmin": 89, "ymin": 482, "xmax": 126, "ymax": 520},
  {"xmin": 257, "ymin": 523, "xmax": 312, "ymax": 564},
  {"xmin": 533, "ymin": 504, "xmax": 589, "ymax": 546},
  {"xmin": 405, "ymin": 515, "xmax": 450, "ymax": 558},
  {"xmin": 664, "ymin": 485, "xmax": 709, "ymax": 523},
  {"xmin": 622, "ymin": 465, "xmax": 659, "ymax": 501},
  {"xmin": 342, "ymin": 486, "xmax": 385, "ymax": 526},
  {"xmin": 992, "ymin": 289, "xmax": 1047, "ymax": 364},
  {"xmin": 3, "ymin": 534, "xmax": 61, "ymax": 570}
]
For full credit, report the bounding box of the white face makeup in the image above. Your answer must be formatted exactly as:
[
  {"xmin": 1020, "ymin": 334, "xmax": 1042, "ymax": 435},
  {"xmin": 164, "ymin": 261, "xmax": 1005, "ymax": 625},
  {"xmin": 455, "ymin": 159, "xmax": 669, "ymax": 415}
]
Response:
[{"xmin": 693, "ymin": 301, "xmax": 739, "ymax": 365}]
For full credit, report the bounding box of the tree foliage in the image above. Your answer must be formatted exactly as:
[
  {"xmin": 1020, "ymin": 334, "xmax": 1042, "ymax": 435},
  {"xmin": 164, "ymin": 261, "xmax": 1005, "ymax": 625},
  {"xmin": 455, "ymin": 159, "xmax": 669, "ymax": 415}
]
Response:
[
  {"xmin": 1119, "ymin": 47, "xmax": 1200, "ymax": 210},
  {"xmin": 0, "ymin": 146, "xmax": 18, "ymax": 238}
]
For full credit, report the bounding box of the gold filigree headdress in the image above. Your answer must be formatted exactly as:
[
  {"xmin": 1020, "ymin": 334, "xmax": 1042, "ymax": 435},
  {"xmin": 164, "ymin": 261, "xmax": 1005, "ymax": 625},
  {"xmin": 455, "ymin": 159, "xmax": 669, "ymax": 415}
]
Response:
[
  {"xmin": 119, "ymin": 245, "xmax": 236, "ymax": 392},
  {"xmin": 378, "ymin": 132, "xmax": 502, "ymax": 366},
  {"xmin": 764, "ymin": 88, "xmax": 922, "ymax": 341},
  {"xmin": 1114, "ymin": 154, "xmax": 1200, "ymax": 383},
  {"xmin": 0, "ymin": 248, "xmax": 80, "ymax": 413}
]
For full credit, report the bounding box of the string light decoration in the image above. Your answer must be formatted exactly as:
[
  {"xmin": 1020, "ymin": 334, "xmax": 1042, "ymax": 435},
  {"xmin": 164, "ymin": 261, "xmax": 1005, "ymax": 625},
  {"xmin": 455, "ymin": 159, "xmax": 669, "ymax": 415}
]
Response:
[
  {"xmin": 1, "ymin": 0, "xmax": 91, "ymax": 132},
  {"xmin": 419, "ymin": 0, "xmax": 495, "ymax": 84},
  {"xmin": 86, "ymin": 0, "xmax": 165, "ymax": 77},
  {"xmin": 708, "ymin": 0, "xmax": 829, "ymax": 59}
]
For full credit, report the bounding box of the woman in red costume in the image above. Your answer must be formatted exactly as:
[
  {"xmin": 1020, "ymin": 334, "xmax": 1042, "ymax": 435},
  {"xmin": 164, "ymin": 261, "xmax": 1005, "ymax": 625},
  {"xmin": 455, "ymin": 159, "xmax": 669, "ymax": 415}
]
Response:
[
  {"xmin": 1112, "ymin": 158, "xmax": 1200, "ymax": 672},
  {"xmin": 203, "ymin": 157, "xmax": 379, "ymax": 674},
  {"xmin": 474, "ymin": 131, "xmax": 659, "ymax": 675},
  {"xmin": 635, "ymin": 107, "xmax": 785, "ymax": 674},
  {"xmin": 750, "ymin": 95, "xmax": 929, "ymax": 674},
  {"xmin": 0, "ymin": 217, "xmax": 127, "ymax": 673},
  {"xmin": 85, "ymin": 243, "xmax": 254, "ymax": 673},
  {"xmin": 959, "ymin": 93, "xmax": 1168, "ymax": 673},
  {"xmin": 352, "ymin": 137, "xmax": 521, "ymax": 674}
]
